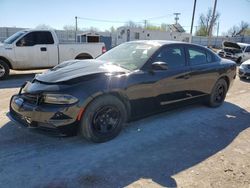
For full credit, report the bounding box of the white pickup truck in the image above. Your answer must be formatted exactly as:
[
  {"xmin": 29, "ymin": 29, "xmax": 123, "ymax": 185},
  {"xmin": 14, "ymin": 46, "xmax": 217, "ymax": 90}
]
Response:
[{"xmin": 0, "ymin": 29, "xmax": 106, "ymax": 79}]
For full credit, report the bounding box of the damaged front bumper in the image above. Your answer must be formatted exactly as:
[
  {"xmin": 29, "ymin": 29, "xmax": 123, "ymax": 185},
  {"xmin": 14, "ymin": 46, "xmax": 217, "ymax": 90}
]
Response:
[{"xmin": 9, "ymin": 93, "xmax": 80, "ymax": 136}]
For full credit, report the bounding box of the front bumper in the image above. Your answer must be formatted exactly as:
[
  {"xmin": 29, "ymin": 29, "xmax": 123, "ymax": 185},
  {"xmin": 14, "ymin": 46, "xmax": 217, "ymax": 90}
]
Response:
[{"xmin": 9, "ymin": 94, "xmax": 80, "ymax": 135}]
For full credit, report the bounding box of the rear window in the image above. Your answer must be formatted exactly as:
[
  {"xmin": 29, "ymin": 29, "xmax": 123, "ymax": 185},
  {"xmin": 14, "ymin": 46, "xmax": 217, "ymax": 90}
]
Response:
[{"xmin": 187, "ymin": 46, "xmax": 218, "ymax": 65}]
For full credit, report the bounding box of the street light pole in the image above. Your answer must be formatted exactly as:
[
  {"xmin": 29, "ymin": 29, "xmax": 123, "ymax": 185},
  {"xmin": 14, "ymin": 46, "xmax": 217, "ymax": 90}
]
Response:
[
  {"xmin": 190, "ymin": 0, "xmax": 197, "ymax": 35},
  {"xmin": 75, "ymin": 16, "xmax": 78, "ymax": 42}
]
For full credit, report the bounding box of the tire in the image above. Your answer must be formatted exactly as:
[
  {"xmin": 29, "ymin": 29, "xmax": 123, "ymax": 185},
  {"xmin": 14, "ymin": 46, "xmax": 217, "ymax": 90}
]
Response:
[
  {"xmin": 207, "ymin": 79, "xmax": 228, "ymax": 107},
  {"xmin": 236, "ymin": 57, "xmax": 242, "ymax": 64},
  {"xmin": 0, "ymin": 60, "xmax": 10, "ymax": 80},
  {"xmin": 80, "ymin": 95, "xmax": 127, "ymax": 143}
]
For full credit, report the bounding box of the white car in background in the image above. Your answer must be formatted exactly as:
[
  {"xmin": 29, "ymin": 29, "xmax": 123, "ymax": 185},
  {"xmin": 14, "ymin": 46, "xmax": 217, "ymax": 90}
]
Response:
[
  {"xmin": 239, "ymin": 59, "xmax": 250, "ymax": 79},
  {"xmin": 218, "ymin": 41, "xmax": 250, "ymax": 64}
]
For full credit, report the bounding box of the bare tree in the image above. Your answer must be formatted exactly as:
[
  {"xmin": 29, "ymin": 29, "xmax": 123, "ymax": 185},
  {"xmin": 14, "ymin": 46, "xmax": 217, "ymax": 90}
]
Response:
[
  {"xmin": 125, "ymin": 21, "xmax": 141, "ymax": 28},
  {"xmin": 196, "ymin": 8, "xmax": 220, "ymax": 36},
  {"xmin": 63, "ymin": 25, "xmax": 76, "ymax": 31},
  {"xmin": 227, "ymin": 21, "xmax": 249, "ymax": 37},
  {"xmin": 35, "ymin": 24, "xmax": 53, "ymax": 30}
]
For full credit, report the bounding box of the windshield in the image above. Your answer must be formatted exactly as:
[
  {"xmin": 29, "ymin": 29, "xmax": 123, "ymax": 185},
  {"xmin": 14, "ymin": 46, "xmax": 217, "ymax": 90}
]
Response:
[
  {"xmin": 4, "ymin": 30, "xmax": 28, "ymax": 44},
  {"xmin": 97, "ymin": 42, "xmax": 161, "ymax": 71}
]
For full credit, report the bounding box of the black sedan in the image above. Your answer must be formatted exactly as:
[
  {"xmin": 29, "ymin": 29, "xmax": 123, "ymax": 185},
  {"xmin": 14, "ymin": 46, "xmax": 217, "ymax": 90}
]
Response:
[{"xmin": 9, "ymin": 41, "xmax": 236, "ymax": 142}]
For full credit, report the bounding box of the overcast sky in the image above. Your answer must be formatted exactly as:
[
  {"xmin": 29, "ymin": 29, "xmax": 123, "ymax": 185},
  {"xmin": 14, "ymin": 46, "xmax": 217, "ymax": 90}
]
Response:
[{"xmin": 1, "ymin": 0, "xmax": 249, "ymax": 35}]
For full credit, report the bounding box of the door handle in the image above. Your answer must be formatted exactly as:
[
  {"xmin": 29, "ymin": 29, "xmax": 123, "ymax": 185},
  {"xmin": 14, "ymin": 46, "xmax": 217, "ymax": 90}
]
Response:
[{"xmin": 40, "ymin": 47, "xmax": 47, "ymax": 51}]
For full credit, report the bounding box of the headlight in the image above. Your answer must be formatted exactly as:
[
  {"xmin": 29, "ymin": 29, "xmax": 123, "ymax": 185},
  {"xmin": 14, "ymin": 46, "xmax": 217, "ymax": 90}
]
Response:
[
  {"xmin": 239, "ymin": 64, "xmax": 247, "ymax": 69},
  {"xmin": 43, "ymin": 94, "xmax": 78, "ymax": 104}
]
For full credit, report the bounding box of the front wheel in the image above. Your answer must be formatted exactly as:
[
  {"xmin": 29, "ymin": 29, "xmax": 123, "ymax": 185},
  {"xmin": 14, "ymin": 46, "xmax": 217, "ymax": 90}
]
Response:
[
  {"xmin": 79, "ymin": 95, "xmax": 127, "ymax": 143},
  {"xmin": 0, "ymin": 60, "xmax": 10, "ymax": 80},
  {"xmin": 236, "ymin": 57, "xmax": 242, "ymax": 64},
  {"xmin": 207, "ymin": 79, "xmax": 228, "ymax": 107}
]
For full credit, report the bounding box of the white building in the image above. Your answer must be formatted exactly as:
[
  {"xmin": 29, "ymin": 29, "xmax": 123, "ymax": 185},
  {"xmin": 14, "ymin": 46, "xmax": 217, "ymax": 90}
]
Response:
[{"xmin": 115, "ymin": 26, "xmax": 192, "ymax": 45}]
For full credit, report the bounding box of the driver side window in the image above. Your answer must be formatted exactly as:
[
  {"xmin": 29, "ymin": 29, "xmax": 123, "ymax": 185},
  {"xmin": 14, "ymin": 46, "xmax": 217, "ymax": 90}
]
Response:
[
  {"xmin": 152, "ymin": 46, "xmax": 186, "ymax": 69},
  {"xmin": 16, "ymin": 32, "xmax": 35, "ymax": 47}
]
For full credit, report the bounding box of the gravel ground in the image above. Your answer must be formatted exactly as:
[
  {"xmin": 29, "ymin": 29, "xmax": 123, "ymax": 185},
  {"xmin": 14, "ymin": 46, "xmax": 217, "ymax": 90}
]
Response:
[{"xmin": 0, "ymin": 70, "xmax": 250, "ymax": 188}]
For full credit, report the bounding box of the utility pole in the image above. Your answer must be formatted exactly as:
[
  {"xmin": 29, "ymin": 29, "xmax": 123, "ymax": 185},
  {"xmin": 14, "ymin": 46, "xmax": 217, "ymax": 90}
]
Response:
[
  {"xmin": 144, "ymin": 20, "xmax": 147, "ymax": 29},
  {"xmin": 75, "ymin": 16, "xmax": 78, "ymax": 42},
  {"xmin": 173, "ymin": 13, "xmax": 181, "ymax": 24},
  {"xmin": 215, "ymin": 22, "xmax": 219, "ymax": 47},
  {"xmin": 208, "ymin": 0, "xmax": 218, "ymax": 47},
  {"xmin": 190, "ymin": 0, "xmax": 197, "ymax": 35}
]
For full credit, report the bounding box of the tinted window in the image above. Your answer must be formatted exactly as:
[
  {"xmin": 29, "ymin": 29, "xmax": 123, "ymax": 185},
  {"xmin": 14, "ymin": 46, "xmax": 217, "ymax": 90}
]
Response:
[
  {"xmin": 36, "ymin": 31, "xmax": 54, "ymax": 44},
  {"xmin": 188, "ymin": 47, "xmax": 207, "ymax": 65},
  {"xmin": 206, "ymin": 51, "xmax": 213, "ymax": 63},
  {"xmin": 153, "ymin": 46, "xmax": 186, "ymax": 69},
  {"xmin": 16, "ymin": 31, "xmax": 54, "ymax": 46},
  {"xmin": 245, "ymin": 46, "xmax": 250, "ymax": 52}
]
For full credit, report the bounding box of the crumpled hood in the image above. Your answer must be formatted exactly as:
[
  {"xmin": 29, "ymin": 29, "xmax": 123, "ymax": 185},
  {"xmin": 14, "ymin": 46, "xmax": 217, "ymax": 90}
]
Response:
[
  {"xmin": 36, "ymin": 59, "xmax": 129, "ymax": 83},
  {"xmin": 222, "ymin": 41, "xmax": 241, "ymax": 50}
]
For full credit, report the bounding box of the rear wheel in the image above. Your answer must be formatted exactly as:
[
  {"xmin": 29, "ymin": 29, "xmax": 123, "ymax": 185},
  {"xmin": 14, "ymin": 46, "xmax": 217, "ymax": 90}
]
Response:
[
  {"xmin": 207, "ymin": 79, "xmax": 228, "ymax": 107},
  {"xmin": 0, "ymin": 60, "xmax": 10, "ymax": 80},
  {"xmin": 80, "ymin": 95, "xmax": 127, "ymax": 143}
]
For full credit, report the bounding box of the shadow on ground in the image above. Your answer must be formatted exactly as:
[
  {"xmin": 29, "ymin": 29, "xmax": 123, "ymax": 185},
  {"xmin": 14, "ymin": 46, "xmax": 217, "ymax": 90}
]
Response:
[
  {"xmin": 0, "ymin": 73, "xmax": 35, "ymax": 89},
  {"xmin": 239, "ymin": 77, "xmax": 250, "ymax": 83},
  {"xmin": 0, "ymin": 102, "xmax": 249, "ymax": 188}
]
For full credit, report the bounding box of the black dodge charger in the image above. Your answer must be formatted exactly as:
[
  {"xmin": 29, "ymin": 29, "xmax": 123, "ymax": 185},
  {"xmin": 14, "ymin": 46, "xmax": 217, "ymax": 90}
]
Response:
[{"xmin": 9, "ymin": 41, "xmax": 236, "ymax": 142}]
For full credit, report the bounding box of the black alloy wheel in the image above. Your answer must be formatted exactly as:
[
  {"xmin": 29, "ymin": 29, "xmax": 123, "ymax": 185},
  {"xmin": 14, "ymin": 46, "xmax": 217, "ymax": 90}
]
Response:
[
  {"xmin": 207, "ymin": 79, "xmax": 228, "ymax": 107},
  {"xmin": 80, "ymin": 95, "xmax": 127, "ymax": 143},
  {"xmin": 92, "ymin": 105, "xmax": 121, "ymax": 135}
]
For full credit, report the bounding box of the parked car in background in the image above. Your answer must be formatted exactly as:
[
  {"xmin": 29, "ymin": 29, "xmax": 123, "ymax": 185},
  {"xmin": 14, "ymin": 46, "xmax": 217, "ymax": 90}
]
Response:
[
  {"xmin": 239, "ymin": 59, "xmax": 250, "ymax": 79},
  {"xmin": 0, "ymin": 29, "xmax": 106, "ymax": 79},
  {"xmin": 217, "ymin": 41, "xmax": 250, "ymax": 64},
  {"xmin": 9, "ymin": 41, "xmax": 236, "ymax": 143}
]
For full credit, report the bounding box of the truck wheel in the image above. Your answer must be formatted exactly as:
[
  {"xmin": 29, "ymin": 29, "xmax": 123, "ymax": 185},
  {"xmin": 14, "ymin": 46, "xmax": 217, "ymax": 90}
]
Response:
[
  {"xmin": 80, "ymin": 95, "xmax": 127, "ymax": 143},
  {"xmin": 0, "ymin": 60, "xmax": 10, "ymax": 80},
  {"xmin": 206, "ymin": 79, "xmax": 228, "ymax": 108}
]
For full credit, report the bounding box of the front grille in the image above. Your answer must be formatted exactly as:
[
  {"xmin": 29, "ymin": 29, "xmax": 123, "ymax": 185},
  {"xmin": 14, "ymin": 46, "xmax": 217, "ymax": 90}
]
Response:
[{"xmin": 22, "ymin": 93, "xmax": 42, "ymax": 105}]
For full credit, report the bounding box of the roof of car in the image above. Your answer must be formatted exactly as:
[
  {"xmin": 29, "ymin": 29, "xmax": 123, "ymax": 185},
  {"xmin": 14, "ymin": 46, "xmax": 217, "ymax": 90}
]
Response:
[
  {"xmin": 127, "ymin": 40, "xmax": 184, "ymax": 45},
  {"xmin": 126, "ymin": 40, "xmax": 210, "ymax": 50}
]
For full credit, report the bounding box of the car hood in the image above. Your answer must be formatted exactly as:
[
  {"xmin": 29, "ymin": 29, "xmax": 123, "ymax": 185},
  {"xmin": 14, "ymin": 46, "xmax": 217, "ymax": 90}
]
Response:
[
  {"xmin": 242, "ymin": 59, "xmax": 250, "ymax": 65},
  {"xmin": 222, "ymin": 41, "xmax": 241, "ymax": 50},
  {"xmin": 35, "ymin": 59, "xmax": 129, "ymax": 83}
]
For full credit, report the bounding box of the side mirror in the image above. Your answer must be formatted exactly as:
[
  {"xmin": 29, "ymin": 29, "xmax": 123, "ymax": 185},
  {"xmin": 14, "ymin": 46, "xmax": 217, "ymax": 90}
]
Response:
[{"xmin": 152, "ymin": 61, "xmax": 168, "ymax": 70}]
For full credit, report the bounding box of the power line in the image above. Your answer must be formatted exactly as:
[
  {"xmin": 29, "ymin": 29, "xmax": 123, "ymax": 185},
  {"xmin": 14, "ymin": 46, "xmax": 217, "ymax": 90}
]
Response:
[
  {"xmin": 146, "ymin": 14, "xmax": 174, "ymax": 20},
  {"xmin": 77, "ymin": 17, "xmax": 143, "ymax": 24},
  {"xmin": 77, "ymin": 14, "xmax": 174, "ymax": 24}
]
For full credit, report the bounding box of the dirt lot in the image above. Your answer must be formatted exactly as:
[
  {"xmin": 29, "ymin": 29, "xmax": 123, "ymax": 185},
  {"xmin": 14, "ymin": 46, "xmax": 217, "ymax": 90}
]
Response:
[{"xmin": 0, "ymin": 70, "xmax": 250, "ymax": 188}]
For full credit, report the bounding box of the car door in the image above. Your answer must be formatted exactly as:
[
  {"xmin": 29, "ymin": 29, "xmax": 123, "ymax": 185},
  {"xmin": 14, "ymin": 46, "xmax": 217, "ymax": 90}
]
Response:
[
  {"xmin": 14, "ymin": 32, "xmax": 40, "ymax": 69},
  {"xmin": 185, "ymin": 45, "xmax": 220, "ymax": 97},
  {"xmin": 14, "ymin": 31, "xmax": 56, "ymax": 68},
  {"xmin": 145, "ymin": 44, "xmax": 191, "ymax": 108}
]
